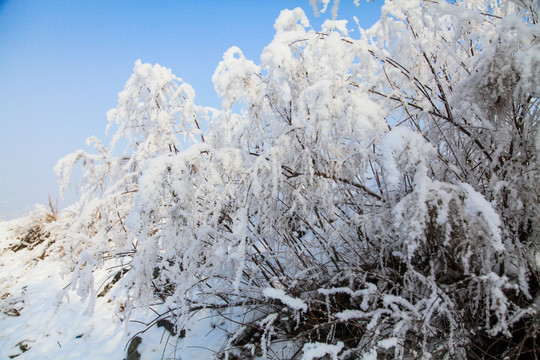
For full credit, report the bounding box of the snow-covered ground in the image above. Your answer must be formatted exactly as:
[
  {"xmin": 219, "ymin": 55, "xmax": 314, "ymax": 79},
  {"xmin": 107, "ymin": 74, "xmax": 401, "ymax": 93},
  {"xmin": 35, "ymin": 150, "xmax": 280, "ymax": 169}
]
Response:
[{"xmin": 0, "ymin": 217, "xmax": 226, "ymax": 360}]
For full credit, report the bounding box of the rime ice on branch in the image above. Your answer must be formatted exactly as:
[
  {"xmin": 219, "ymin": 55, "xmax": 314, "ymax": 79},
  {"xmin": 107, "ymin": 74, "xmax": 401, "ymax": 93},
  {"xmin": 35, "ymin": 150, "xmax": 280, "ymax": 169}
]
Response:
[{"xmin": 56, "ymin": 1, "xmax": 539, "ymax": 358}]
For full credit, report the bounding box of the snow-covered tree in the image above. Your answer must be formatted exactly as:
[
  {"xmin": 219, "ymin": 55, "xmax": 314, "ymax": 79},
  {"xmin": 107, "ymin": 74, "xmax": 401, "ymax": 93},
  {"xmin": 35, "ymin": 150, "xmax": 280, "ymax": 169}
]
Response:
[
  {"xmin": 54, "ymin": 61, "xmax": 208, "ymax": 309},
  {"xmin": 57, "ymin": 0, "xmax": 539, "ymax": 358}
]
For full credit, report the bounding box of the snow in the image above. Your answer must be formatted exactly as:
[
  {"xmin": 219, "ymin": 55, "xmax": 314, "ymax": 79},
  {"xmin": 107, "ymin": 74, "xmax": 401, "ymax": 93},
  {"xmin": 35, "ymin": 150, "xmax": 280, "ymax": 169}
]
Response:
[
  {"xmin": 4, "ymin": 1, "xmax": 539, "ymax": 359},
  {"xmin": 0, "ymin": 218, "xmax": 228, "ymax": 360},
  {"xmin": 262, "ymin": 287, "xmax": 308, "ymax": 312},
  {"xmin": 321, "ymin": 19, "xmax": 349, "ymax": 35},
  {"xmin": 335, "ymin": 309, "xmax": 367, "ymax": 321},
  {"xmin": 461, "ymin": 183, "xmax": 504, "ymax": 252},
  {"xmin": 377, "ymin": 337, "xmax": 398, "ymax": 349},
  {"xmin": 301, "ymin": 341, "xmax": 344, "ymax": 360},
  {"xmin": 274, "ymin": 8, "xmax": 310, "ymax": 33},
  {"xmin": 380, "ymin": 126, "xmax": 435, "ymax": 188},
  {"xmin": 0, "ymin": 220, "xmax": 121, "ymax": 359}
]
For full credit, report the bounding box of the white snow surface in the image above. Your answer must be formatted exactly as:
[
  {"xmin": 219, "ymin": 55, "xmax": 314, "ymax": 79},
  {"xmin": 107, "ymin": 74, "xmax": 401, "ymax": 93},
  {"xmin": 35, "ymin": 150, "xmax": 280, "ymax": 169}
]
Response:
[
  {"xmin": 0, "ymin": 218, "xmax": 228, "ymax": 360},
  {"xmin": 301, "ymin": 341, "xmax": 344, "ymax": 360}
]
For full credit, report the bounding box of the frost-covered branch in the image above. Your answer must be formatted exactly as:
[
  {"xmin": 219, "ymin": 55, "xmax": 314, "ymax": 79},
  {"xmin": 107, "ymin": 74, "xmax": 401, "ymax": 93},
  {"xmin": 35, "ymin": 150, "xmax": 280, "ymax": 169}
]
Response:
[{"xmin": 53, "ymin": 1, "xmax": 539, "ymax": 359}]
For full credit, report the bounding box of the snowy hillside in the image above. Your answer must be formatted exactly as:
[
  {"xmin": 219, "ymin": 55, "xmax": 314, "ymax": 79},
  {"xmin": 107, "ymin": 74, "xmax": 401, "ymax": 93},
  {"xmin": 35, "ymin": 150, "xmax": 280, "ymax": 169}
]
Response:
[{"xmin": 0, "ymin": 211, "xmax": 229, "ymax": 360}]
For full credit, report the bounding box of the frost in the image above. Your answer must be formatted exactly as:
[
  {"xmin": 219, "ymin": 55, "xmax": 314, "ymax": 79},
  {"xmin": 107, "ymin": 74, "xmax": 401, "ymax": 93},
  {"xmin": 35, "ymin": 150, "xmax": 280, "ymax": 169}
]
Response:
[
  {"xmin": 49, "ymin": 1, "xmax": 540, "ymax": 359},
  {"xmin": 377, "ymin": 337, "xmax": 398, "ymax": 349},
  {"xmin": 274, "ymin": 7, "xmax": 310, "ymax": 33},
  {"xmin": 321, "ymin": 19, "xmax": 349, "ymax": 36},
  {"xmin": 381, "ymin": 126, "xmax": 435, "ymax": 187},
  {"xmin": 461, "ymin": 183, "xmax": 504, "ymax": 252},
  {"xmin": 361, "ymin": 348, "xmax": 378, "ymax": 360},
  {"xmin": 335, "ymin": 309, "xmax": 367, "ymax": 321},
  {"xmin": 212, "ymin": 46, "xmax": 260, "ymax": 110},
  {"xmin": 309, "ymin": 0, "xmax": 332, "ymax": 17}
]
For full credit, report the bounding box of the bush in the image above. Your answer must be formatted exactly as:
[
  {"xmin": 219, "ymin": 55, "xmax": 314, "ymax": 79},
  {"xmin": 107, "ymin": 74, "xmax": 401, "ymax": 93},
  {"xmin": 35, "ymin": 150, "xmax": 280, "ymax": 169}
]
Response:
[{"xmin": 56, "ymin": 1, "xmax": 539, "ymax": 358}]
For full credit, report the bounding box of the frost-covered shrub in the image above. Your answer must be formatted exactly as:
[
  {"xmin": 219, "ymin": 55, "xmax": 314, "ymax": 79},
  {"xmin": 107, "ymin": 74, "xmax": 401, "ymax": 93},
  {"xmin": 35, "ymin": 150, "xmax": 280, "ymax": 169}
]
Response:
[{"xmin": 57, "ymin": 0, "xmax": 539, "ymax": 358}]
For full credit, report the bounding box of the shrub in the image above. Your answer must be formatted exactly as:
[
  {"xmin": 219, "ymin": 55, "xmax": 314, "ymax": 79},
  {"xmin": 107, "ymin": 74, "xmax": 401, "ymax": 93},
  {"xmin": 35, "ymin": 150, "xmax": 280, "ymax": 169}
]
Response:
[{"xmin": 56, "ymin": 1, "xmax": 539, "ymax": 358}]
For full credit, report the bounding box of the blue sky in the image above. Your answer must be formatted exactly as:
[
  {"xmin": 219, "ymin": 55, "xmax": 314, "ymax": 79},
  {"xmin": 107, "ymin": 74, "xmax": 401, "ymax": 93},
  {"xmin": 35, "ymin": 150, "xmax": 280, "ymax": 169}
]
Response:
[{"xmin": 0, "ymin": 0, "xmax": 382, "ymax": 219}]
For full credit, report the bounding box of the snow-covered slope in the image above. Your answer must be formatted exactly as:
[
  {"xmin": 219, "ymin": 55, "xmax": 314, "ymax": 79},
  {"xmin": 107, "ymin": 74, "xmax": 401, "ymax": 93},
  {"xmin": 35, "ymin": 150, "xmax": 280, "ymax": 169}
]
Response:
[{"xmin": 0, "ymin": 215, "xmax": 226, "ymax": 360}]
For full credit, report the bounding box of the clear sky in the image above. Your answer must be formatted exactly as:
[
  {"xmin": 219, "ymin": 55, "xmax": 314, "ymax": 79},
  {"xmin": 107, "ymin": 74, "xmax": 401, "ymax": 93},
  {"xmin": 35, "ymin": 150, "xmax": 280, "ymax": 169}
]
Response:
[{"xmin": 0, "ymin": 0, "xmax": 382, "ymax": 220}]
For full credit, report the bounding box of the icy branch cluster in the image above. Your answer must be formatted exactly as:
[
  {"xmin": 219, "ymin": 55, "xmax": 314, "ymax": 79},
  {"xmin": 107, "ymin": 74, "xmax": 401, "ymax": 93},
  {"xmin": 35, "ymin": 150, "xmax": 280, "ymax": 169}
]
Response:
[{"xmin": 54, "ymin": 0, "xmax": 539, "ymax": 358}]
